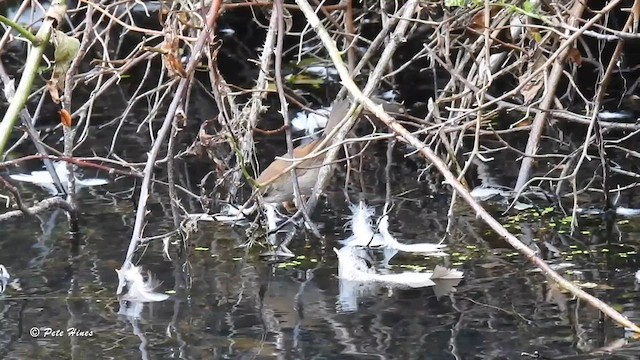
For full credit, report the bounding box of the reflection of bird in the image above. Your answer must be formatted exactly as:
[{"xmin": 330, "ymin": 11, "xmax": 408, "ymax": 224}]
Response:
[{"xmin": 10, "ymin": 161, "xmax": 109, "ymax": 195}]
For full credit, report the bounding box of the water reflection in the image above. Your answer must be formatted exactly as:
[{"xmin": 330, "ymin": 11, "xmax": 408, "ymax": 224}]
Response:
[
  {"xmin": 1, "ymin": 204, "xmax": 640, "ymax": 358},
  {"xmin": 1, "ymin": 145, "xmax": 640, "ymax": 359}
]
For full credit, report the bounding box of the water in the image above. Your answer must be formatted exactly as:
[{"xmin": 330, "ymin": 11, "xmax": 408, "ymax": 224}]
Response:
[{"xmin": 1, "ymin": 155, "xmax": 640, "ymax": 359}]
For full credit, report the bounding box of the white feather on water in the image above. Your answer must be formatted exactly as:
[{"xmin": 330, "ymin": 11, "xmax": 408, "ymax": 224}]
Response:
[
  {"xmin": 333, "ymin": 246, "xmax": 463, "ymax": 288},
  {"xmin": 335, "ymin": 203, "xmax": 460, "ymax": 290},
  {"xmin": 0, "ymin": 265, "xmax": 9, "ymax": 294},
  {"xmin": 193, "ymin": 203, "xmax": 257, "ymax": 223},
  {"xmin": 341, "ymin": 202, "xmax": 385, "ymax": 247},
  {"xmin": 116, "ymin": 266, "xmax": 169, "ymax": 302},
  {"xmin": 10, "ymin": 161, "xmax": 109, "ymax": 194},
  {"xmin": 377, "ymin": 215, "xmax": 447, "ymax": 255},
  {"xmin": 262, "ymin": 203, "xmax": 294, "ymax": 258},
  {"xmin": 576, "ymin": 206, "xmax": 640, "ymax": 217},
  {"xmin": 469, "ymin": 186, "xmax": 511, "ymax": 201},
  {"xmin": 342, "ymin": 203, "xmax": 447, "ymax": 254}
]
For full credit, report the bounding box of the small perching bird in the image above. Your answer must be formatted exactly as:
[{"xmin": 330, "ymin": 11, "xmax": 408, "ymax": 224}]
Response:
[
  {"xmin": 255, "ymin": 99, "xmax": 350, "ymax": 207},
  {"xmin": 255, "ymin": 97, "xmax": 404, "ymax": 208}
]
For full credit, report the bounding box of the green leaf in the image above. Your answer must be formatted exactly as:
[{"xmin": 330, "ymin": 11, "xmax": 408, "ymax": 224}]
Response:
[
  {"xmin": 445, "ymin": 0, "xmax": 467, "ymax": 7},
  {"xmin": 52, "ymin": 30, "xmax": 80, "ymax": 76},
  {"xmin": 47, "ymin": 30, "xmax": 80, "ymax": 102},
  {"xmin": 523, "ymin": 0, "xmax": 536, "ymax": 13}
]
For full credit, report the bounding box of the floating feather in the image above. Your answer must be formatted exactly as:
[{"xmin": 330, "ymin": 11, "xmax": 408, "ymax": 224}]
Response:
[
  {"xmin": 261, "ymin": 203, "xmax": 294, "ymax": 258},
  {"xmin": 10, "ymin": 162, "xmax": 109, "ymax": 195},
  {"xmin": 378, "ymin": 215, "xmax": 447, "ymax": 255},
  {"xmin": 341, "ymin": 202, "xmax": 385, "ymax": 247},
  {"xmin": 116, "ymin": 265, "xmax": 169, "ymax": 302},
  {"xmin": 212, "ymin": 203, "xmax": 256, "ymax": 222},
  {"xmin": 291, "ymin": 106, "xmax": 331, "ymax": 137},
  {"xmin": 334, "ymin": 247, "xmax": 463, "ymax": 288},
  {"xmin": 469, "ymin": 186, "xmax": 511, "ymax": 201},
  {"xmin": 0, "ymin": 265, "xmax": 9, "ymax": 294}
]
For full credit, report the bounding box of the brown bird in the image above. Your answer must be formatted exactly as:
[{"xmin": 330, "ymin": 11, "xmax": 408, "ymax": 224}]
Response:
[
  {"xmin": 255, "ymin": 98, "xmax": 404, "ymax": 207},
  {"xmin": 256, "ymin": 99, "xmax": 350, "ymax": 206}
]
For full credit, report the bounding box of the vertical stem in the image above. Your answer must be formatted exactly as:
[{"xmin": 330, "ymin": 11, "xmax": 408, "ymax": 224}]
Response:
[
  {"xmin": 0, "ymin": 0, "xmax": 67, "ymax": 155},
  {"xmin": 514, "ymin": 1, "xmax": 586, "ymax": 192},
  {"xmin": 117, "ymin": 0, "xmax": 222, "ymax": 294}
]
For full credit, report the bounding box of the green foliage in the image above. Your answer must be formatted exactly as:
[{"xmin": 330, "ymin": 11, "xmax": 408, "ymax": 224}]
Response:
[
  {"xmin": 522, "ymin": 0, "xmax": 536, "ymax": 13},
  {"xmin": 444, "ymin": 0, "xmax": 468, "ymax": 8},
  {"xmin": 443, "ymin": 0, "xmax": 547, "ymax": 23},
  {"xmin": 52, "ymin": 30, "xmax": 81, "ymax": 76}
]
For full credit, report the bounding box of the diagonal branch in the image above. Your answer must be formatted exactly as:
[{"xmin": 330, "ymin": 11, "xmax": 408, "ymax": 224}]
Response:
[{"xmin": 295, "ymin": 0, "xmax": 640, "ymax": 333}]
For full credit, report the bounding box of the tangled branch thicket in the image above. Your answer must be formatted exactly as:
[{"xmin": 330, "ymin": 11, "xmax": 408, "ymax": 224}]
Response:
[{"xmin": 2, "ymin": 0, "xmax": 640, "ymax": 329}]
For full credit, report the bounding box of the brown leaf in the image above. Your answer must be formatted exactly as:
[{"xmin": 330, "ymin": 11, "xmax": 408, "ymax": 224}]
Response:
[
  {"xmin": 160, "ymin": 33, "xmax": 186, "ymax": 78},
  {"xmin": 59, "ymin": 109, "xmax": 72, "ymax": 127},
  {"xmin": 468, "ymin": 7, "xmax": 500, "ymax": 32},
  {"xmin": 164, "ymin": 53, "xmax": 186, "ymax": 78},
  {"xmin": 519, "ymin": 52, "xmax": 548, "ymax": 104},
  {"xmin": 567, "ymin": 48, "xmax": 582, "ymax": 66},
  {"xmin": 47, "ymin": 79, "xmax": 61, "ymax": 104},
  {"xmin": 469, "ymin": 10, "xmax": 485, "ymax": 31}
]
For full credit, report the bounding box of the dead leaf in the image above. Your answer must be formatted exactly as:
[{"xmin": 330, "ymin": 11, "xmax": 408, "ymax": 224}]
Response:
[
  {"xmin": 59, "ymin": 109, "xmax": 72, "ymax": 127},
  {"xmin": 468, "ymin": 7, "xmax": 500, "ymax": 32},
  {"xmin": 567, "ymin": 48, "xmax": 582, "ymax": 66},
  {"xmin": 519, "ymin": 52, "xmax": 548, "ymax": 104},
  {"xmin": 163, "ymin": 53, "xmax": 186, "ymax": 78},
  {"xmin": 160, "ymin": 32, "xmax": 186, "ymax": 78},
  {"xmin": 47, "ymin": 79, "xmax": 61, "ymax": 104}
]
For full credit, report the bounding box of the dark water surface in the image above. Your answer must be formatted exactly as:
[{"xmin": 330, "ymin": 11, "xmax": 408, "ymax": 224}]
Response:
[{"xmin": 1, "ymin": 160, "xmax": 640, "ymax": 359}]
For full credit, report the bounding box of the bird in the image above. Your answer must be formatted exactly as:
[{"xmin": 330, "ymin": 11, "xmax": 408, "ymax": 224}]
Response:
[
  {"xmin": 255, "ymin": 98, "xmax": 404, "ymax": 208},
  {"xmin": 255, "ymin": 99, "xmax": 350, "ymax": 206}
]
